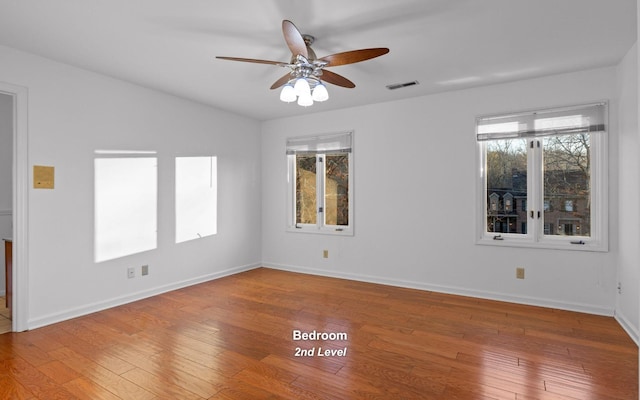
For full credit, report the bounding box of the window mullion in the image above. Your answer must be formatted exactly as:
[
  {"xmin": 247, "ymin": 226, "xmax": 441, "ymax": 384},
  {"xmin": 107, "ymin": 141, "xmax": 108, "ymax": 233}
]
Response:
[
  {"xmin": 528, "ymin": 139, "xmax": 543, "ymax": 242},
  {"xmin": 288, "ymin": 155, "xmax": 297, "ymax": 227},
  {"xmin": 316, "ymin": 154, "xmax": 325, "ymax": 228}
]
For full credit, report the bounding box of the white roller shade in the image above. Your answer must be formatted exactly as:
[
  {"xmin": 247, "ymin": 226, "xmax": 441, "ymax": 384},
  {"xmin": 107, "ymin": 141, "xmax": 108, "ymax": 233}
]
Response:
[
  {"xmin": 286, "ymin": 131, "xmax": 352, "ymax": 154},
  {"xmin": 477, "ymin": 102, "xmax": 606, "ymax": 141}
]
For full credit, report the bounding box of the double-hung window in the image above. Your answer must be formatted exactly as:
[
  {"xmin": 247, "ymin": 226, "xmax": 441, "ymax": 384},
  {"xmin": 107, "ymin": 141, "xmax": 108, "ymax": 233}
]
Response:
[
  {"xmin": 476, "ymin": 102, "xmax": 608, "ymax": 251},
  {"xmin": 287, "ymin": 131, "xmax": 353, "ymax": 235}
]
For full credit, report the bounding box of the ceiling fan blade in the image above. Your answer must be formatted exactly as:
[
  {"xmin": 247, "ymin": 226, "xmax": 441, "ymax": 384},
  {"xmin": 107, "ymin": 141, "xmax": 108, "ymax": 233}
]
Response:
[
  {"xmin": 319, "ymin": 48, "xmax": 389, "ymax": 67},
  {"xmin": 216, "ymin": 56, "xmax": 288, "ymax": 66},
  {"xmin": 321, "ymin": 70, "xmax": 356, "ymax": 88},
  {"xmin": 270, "ymin": 74, "xmax": 292, "ymax": 90},
  {"xmin": 282, "ymin": 20, "xmax": 308, "ymax": 58}
]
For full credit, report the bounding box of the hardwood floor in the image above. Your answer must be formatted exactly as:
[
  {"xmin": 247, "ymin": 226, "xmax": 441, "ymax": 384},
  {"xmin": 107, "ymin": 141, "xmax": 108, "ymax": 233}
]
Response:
[{"xmin": 0, "ymin": 268, "xmax": 637, "ymax": 399}]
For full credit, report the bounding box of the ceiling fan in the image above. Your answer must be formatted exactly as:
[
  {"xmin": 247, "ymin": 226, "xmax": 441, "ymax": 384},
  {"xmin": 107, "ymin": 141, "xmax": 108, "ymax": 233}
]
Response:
[{"xmin": 216, "ymin": 20, "xmax": 389, "ymax": 106}]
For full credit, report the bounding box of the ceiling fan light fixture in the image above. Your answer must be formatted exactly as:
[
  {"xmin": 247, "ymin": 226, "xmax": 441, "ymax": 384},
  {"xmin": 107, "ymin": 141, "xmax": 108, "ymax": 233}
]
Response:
[
  {"xmin": 312, "ymin": 83, "xmax": 329, "ymax": 102},
  {"xmin": 293, "ymin": 77, "xmax": 311, "ymax": 97},
  {"xmin": 280, "ymin": 84, "xmax": 296, "ymax": 102},
  {"xmin": 217, "ymin": 21, "xmax": 389, "ymax": 108}
]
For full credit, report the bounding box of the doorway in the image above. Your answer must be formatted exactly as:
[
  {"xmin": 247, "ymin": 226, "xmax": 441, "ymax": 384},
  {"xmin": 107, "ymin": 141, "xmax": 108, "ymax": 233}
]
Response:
[{"xmin": 0, "ymin": 82, "xmax": 28, "ymax": 333}]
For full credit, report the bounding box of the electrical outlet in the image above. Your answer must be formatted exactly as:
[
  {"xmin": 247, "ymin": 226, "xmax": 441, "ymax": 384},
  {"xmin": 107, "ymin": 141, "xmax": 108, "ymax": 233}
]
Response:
[
  {"xmin": 516, "ymin": 267, "xmax": 525, "ymax": 279},
  {"xmin": 323, "ymin": 249, "xmax": 329, "ymax": 258},
  {"xmin": 141, "ymin": 265, "xmax": 149, "ymax": 276},
  {"xmin": 127, "ymin": 267, "xmax": 135, "ymax": 279}
]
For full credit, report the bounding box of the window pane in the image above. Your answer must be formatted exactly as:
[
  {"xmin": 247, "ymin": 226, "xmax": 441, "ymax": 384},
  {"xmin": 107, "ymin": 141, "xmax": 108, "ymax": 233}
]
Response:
[
  {"xmin": 175, "ymin": 156, "xmax": 217, "ymax": 243},
  {"xmin": 543, "ymin": 134, "xmax": 590, "ymax": 236},
  {"xmin": 296, "ymin": 155, "xmax": 317, "ymax": 224},
  {"xmin": 485, "ymin": 139, "xmax": 527, "ymax": 234},
  {"xmin": 325, "ymin": 153, "xmax": 349, "ymax": 226},
  {"xmin": 95, "ymin": 157, "xmax": 157, "ymax": 262}
]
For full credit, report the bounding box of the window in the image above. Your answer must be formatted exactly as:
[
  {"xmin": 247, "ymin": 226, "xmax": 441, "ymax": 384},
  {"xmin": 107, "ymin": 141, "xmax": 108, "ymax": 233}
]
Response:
[
  {"xmin": 175, "ymin": 156, "xmax": 217, "ymax": 243},
  {"xmin": 287, "ymin": 131, "xmax": 353, "ymax": 235},
  {"xmin": 476, "ymin": 103, "xmax": 607, "ymax": 251},
  {"xmin": 564, "ymin": 200, "xmax": 574, "ymax": 212},
  {"xmin": 503, "ymin": 193, "xmax": 513, "ymax": 212},
  {"xmin": 489, "ymin": 193, "xmax": 499, "ymax": 212},
  {"xmin": 94, "ymin": 152, "xmax": 158, "ymax": 262}
]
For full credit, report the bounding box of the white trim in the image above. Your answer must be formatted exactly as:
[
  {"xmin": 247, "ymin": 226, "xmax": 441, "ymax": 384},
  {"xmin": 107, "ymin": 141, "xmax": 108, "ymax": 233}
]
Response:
[
  {"xmin": 0, "ymin": 290, "xmax": 5, "ymax": 296},
  {"xmin": 0, "ymin": 81, "xmax": 28, "ymax": 332},
  {"xmin": 476, "ymin": 235, "xmax": 608, "ymax": 252},
  {"xmin": 28, "ymin": 263, "xmax": 261, "ymax": 330},
  {"xmin": 614, "ymin": 309, "xmax": 640, "ymax": 346},
  {"xmin": 263, "ymin": 262, "xmax": 614, "ymax": 317},
  {"xmin": 285, "ymin": 224, "xmax": 354, "ymax": 236}
]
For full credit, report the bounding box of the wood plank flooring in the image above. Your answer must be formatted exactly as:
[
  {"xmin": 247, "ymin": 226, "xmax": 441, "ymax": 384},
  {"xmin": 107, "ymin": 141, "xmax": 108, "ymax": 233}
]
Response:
[{"xmin": 0, "ymin": 268, "xmax": 637, "ymax": 399}]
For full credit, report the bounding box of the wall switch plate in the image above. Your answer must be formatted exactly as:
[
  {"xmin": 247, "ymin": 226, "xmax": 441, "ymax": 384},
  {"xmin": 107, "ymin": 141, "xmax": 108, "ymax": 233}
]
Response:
[
  {"xmin": 323, "ymin": 250, "xmax": 329, "ymax": 258},
  {"xmin": 127, "ymin": 267, "xmax": 135, "ymax": 279},
  {"xmin": 516, "ymin": 267, "xmax": 525, "ymax": 279},
  {"xmin": 141, "ymin": 265, "xmax": 149, "ymax": 276},
  {"xmin": 33, "ymin": 165, "xmax": 55, "ymax": 189}
]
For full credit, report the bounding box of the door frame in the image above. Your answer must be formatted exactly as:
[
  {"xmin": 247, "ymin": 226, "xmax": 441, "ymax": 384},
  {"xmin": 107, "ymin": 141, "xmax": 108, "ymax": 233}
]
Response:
[{"xmin": 0, "ymin": 81, "xmax": 28, "ymax": 332}]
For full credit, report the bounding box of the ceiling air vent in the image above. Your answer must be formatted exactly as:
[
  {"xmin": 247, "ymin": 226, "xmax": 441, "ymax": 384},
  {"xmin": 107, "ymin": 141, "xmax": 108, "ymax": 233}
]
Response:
[{"xmin": 386, "ymin": 80, "xmax": 419, "ymax": 90}]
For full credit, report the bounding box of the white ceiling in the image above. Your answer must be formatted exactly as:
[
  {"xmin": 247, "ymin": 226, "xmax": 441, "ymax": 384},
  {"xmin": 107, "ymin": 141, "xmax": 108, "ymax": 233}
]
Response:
[{"xmin": 0, "ymin": 0, "xmax": 636, "ymax": 121}]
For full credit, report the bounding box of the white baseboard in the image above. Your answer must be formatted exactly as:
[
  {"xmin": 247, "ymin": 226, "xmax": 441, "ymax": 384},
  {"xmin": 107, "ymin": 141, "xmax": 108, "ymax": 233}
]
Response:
[
  {"xmin": 0, "ymin": 289, "xmax": 5, "ymax": 297},
  {"xmin": 263, "ymin": 262, "xmax": 615, "ymax": 317},
  {"xmin": 27, "ymin": 263, "xmax": 261, "ymax": 330},
  {"xmin": 615, "ymin": 309, "xmax": 640, "ymax": 346}
]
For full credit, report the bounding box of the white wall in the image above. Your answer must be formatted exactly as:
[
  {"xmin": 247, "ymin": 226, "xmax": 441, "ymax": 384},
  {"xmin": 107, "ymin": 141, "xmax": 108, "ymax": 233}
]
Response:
[
  {"xmin": 616, "ymin": 43, "xmax": 639, "ymax": 341},
  {"xmin": 262, "ymin": 67, "xmax": 620, "ymax": 317},
  {"xmin": 0, "ymin": 93, "xmax": 12, "ymax": 295},
  {"xmin": 0, "ymin": 44, "xmax": 262, "ymax": 328}
]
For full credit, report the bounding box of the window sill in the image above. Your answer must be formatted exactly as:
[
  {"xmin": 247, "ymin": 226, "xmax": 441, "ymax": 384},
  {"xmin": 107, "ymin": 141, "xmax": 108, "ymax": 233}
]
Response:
[
  {"xmin": 287, "ymin": 226, "xmax": 354, "ymax": 236},
  {"xmin": 476, "ymin": 235, "xmax": 608, "ymax": 252}
]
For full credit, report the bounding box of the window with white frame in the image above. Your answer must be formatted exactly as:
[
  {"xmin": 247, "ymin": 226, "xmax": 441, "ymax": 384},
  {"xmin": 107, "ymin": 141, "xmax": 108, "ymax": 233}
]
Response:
[
  {"xmin": 287, "ymin": 131, "xmax": 353, "ymax": 235},
  {"xmin": 476, "ymin": 102, "xmax": 608, "ymax": 251}
]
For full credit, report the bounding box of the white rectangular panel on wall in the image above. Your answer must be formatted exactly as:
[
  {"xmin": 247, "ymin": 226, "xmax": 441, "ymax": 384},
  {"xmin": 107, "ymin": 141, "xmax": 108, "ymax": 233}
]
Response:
[
  {"xmin": 94, "ymin": 157, "xmax": 157, "ymax": 262},
  {"xmin": 175, "ymin": 156, "xmax": 217, "ymax": 243}
]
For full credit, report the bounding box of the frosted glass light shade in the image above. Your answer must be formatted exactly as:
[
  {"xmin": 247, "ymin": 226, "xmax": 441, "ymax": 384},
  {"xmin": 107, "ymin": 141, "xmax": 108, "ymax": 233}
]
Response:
[
  {"xmin": 280, "ymin": 84, "xmax": 296, "ymax": 102},
  {"xmin": 297, "ymin": 92, "xmax": 313, "ymax": 107},
  {"xmin": 293, "ymin": 78, "xmax": 311, "ymax": 97},
  {"xmin": 312, "ymin": 83, "xmax": 329, "ymax": 102}
]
